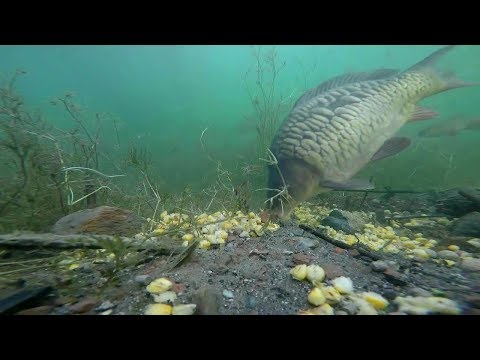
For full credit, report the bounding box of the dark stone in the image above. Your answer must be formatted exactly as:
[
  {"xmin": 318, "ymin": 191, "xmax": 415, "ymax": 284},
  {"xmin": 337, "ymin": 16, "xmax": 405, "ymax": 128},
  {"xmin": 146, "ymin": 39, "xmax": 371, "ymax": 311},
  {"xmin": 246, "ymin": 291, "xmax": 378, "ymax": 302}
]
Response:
[
  {"xmin": 383, "ymin": 268, "xmax": 408, "ymax": 286},
  {"xmin": 321, "ymin": 209, "xmax": 366, "ymax": 234},
  {"xmin": 322, "ymin": 263, "xmax": 345, "ymax": 279},
  {"xmin": 292, "ymin": 253, "xmax": 313, "ymax": 265},
  {"xmin": 450, "ymin": 212, "xmax": 480, "ymax": 237}
]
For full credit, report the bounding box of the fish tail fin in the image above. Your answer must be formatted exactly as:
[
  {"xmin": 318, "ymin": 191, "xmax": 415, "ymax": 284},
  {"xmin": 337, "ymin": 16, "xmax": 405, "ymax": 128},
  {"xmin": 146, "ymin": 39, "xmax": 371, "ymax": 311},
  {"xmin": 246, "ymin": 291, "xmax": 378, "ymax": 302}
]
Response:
[{"xmin": 406, "ymin": 45, "xmax": 480, "ymax": 90}]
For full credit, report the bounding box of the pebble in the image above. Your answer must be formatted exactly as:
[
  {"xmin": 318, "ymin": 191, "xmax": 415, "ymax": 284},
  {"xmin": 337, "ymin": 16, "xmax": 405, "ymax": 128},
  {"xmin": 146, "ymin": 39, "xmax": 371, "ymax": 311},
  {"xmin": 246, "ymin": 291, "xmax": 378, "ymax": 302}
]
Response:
[
  {"xmin": 335, "ymin": 310, "xmax": 349, "ymax": 315},
  {"xmin": 383, "ymin": 268, "xmax": 408, "ymax": 286},
  {"xmin": 382, "ymin": 289, "xmax": 398, "ymax": 301},
  {"xmin": 408, "ymin": 287, "xmax": 431, "ymax": 297},
  {"xmin": 245, "ymin": 295, "xmax": 256, "ymax": 309},
  {"xmin": 371, "ymin": 260, "xmax": 389, "ymax": 272},
  {"xmin": 292, "ymin": 253, "xmax": 313, "ymax": 265},
  {"xmin": 296, "ymin": 237, "xmax": 319, "ymax": 250},
  {"xmin": 437, "ymin": 250, "xmax": 460, "ymax": 261},
  {"xmin": 425, "ymin": 249, "xmax": 437, "ymax": 258},
  {"xmin": 460, "ymin": 258, "xmax": 480, "ymax": 272},
  {"xmin": 340, "ymin": 301, "xmax": 358, "ymax": 315},
  {"xmin": 69, "ymin": 297, "xmax": 98, "ymax": 314},
  {"xmin": 95, "ymin": 301, "xmax": 115, "ymax": 312},
  {"xmin": 322, "ymin": 263, "xmax": 344, "ymax": 279},
  {"xmin": 223, "ymin": 290, "xmax": 234, "ymax": 299},
  {"xmin": 134, "ymin": 275, "xmax": 152, "ymax": 285}
]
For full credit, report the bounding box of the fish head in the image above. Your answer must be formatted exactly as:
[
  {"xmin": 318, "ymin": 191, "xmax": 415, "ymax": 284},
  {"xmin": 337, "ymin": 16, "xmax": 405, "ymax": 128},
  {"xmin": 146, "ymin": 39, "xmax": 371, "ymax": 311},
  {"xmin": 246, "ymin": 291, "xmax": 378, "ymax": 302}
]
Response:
[{"xmin": 267, "ymin": 158, "xmax": 325, "ymax": 219}]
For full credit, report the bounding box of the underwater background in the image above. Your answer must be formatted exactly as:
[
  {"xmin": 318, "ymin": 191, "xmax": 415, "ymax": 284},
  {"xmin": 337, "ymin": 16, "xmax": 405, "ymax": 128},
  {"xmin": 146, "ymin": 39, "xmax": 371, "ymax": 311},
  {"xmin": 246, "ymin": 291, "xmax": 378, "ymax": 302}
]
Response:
[{"xmin": 1, "ymin": 45, "xmax": 479, "ymax": 231}]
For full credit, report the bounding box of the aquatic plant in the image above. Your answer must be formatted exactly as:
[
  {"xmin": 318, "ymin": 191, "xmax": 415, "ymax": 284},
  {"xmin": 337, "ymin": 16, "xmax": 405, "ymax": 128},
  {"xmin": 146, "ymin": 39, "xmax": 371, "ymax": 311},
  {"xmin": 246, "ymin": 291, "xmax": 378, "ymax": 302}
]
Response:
[{"xmin": 243, "ymin": 46, "xmax": 294, "ymax": 163}]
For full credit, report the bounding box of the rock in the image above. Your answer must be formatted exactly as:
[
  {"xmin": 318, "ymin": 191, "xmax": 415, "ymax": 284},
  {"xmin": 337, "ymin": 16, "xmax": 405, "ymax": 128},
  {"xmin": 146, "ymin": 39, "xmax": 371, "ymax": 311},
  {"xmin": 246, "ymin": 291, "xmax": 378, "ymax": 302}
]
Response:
[
  {"xmin": 69, "ymin": 297, "xmax": 98, "ymax": 314},
  {"xmin": 172, "ymin": 283, "xmax": 187, "ymax": 294},
  {"xmin": 424, "ymin": 249, "xmax": 437, "ymax": 258},
  {"xmin": 295, "ymin": 237, "xmax": 319, "ymax": 250},
  {"xmin": 222, "ymin": 290, "xmax": 234, "ymax": 299},
  {"xmin": 382, "ymin": 289, "xmax": 398, "ymax": 301},
  {"xmin": 465, "ymin": 294, "xmax": 480, "ymax": 308},
  {"xmin": 193, "ymin": 286, "xmax": 222, "ymax": 315},
  {"xmin": 437, "ymin": 250, "xmax": 460, "ymax": 261},
  {"xmin": 245, "ymin": 295, "xmax": 256, "ymax": 310},
  {"xmin": 335, "ymin": 310, "xmax": 348, "ymax": 315},
  {"xmin": 464, "ymin": 308, "xmax": 480, "ymax": 315},
  {"xmin": 340, "ymin": 301, "xmax": 358, "ymax": 315},
  {"xmin": 348, "ymin": 249, "xmax": 360, "ymax": 257},
  {"xmin": 450, "ymin": 212, "xmax": 480, "ymax": 237},
  {"xmin": 15, "ymin": 305, "xmax": 53, "ymax": 315},
  {"xmin": 95, "ymin": 301, "xmax": 115, "ymax": 312},
  {"xmin": 371, "ymin": 260, "xmax": 389, "ymax": 272},
  {"xmin": 383, "ymin": 268, "xmax": 408, "ymax": 286},
  {"xmin": 292, "ymin": 253, "xmax": 313, "ymax": 265},
  {"xmin": 321, "ymin": 209, "xmax": 366, "ymax": 234},
  {"xmin": 52, "ymin": 206, "xmax": 147, "ymax": 237},
  {"xmin": 408, "ymin": 287, "xmax": 431, "ymax": 297},
  {"xmin": 0, "ymin": 286, "xmax": 53, "ymax": 315},
  {"xmin": 134, "ymin": 275, "xmax": 152, "ymax": 285},
  {"xmin": 322, "ymin": 263, "xmax": 345, "ymax": 279},
  {"xmin": 460, "ymin": 258, "xmax": 480, "ymax": 272}
]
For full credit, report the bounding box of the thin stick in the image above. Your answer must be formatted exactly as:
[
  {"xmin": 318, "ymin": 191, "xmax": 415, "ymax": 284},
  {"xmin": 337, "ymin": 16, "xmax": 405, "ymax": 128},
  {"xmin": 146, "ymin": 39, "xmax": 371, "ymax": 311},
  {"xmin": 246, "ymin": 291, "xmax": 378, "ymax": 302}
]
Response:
[{"xmin": 62, "ymin": 166, "xmax": 126, "ymax": 178}]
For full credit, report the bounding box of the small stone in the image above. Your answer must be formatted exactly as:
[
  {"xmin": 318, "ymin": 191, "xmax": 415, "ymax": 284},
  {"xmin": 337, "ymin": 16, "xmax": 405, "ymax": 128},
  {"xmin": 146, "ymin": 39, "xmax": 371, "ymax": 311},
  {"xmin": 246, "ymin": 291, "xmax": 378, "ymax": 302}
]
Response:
[
  {"xmin": 464, "ymin": 308, "xmax": 480, "ymax": 315},
  {"xmin": 348, "ymin": 249, "xmax": 360, "ymax": 257},
  {"xmin": 69, "ymin": 297, "xmax": 98, "ymax": 314},
  {"xmin": 15, "ymin": 305, "xmax": 53, "ymax": 315},
  {"xmin": 222, "ymin": 290, "xmax": 234, "ymax": 299},
  {"xmin": 292, "ymin": 253, "xmax": 313, "ymax": 265},
  {"xmin": 388, "ymin": 312, "xmax": 408, "ymax": 315},
  {"xmin": 95, "ymin": 300, "xmax": 115, "ymax": 312},
  {"xmin": 383, "ymin": 268, "xmax": 408, "ymax": 286},
  {"xmin": 382, "ymin": 289, "xmax": 398, "ymax": 301},
  {"xmin": 172, "ymin": 283, "xmax": 187, "ymax": 294},
  {"xmin": 322, "ymin": 263, "xmax": 344, "ymax": 279},
  {"xmin": 296, "ymin": 237, "xmax": 319, "ymax": 250},
  {"xmin": 340, "ymin": 301, "xmax": 358, "ymax": 315},
  {"xmin": 438, "ymin": 250, "xmax": 460, "ymax": 261},
  {"xmin": 460, "ymin": 258, "xmax": 480, "ymax": 272},
  {"xmin": 335, "ymin": 310, "xmax": 348, "ymax": 315},
  {"xmin": 425, "ymin": 249, "xmax": 437, "ymax": 258},
  {"xmin": 245, "ymin": 295, "xmax": 256, "ymax": 309},
  {"xmin": 100, "ymin": 309, "xmax": 113, "ymax": 315},
  {"xmin": 371, "ymin": 260, "xmax": 389, "ymax": 272},
  {"xmin": 134, "ymin": 275, "xmax": 151, "ymax": 285},
  {"xmin": 408, "ymin": 287, "xmax": 431, "ymax": 297},
  {"xmin": 465, "ymin": 294, "xmax": 480, "ymax": 307}
]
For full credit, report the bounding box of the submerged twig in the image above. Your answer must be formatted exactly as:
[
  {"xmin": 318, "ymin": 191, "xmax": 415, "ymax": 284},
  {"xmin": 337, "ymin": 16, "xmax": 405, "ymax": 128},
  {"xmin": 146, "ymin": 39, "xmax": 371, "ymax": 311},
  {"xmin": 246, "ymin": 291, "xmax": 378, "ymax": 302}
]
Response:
[{"xmin": 299, "ymin": 224, "xmax": 383, "ymax": 261}]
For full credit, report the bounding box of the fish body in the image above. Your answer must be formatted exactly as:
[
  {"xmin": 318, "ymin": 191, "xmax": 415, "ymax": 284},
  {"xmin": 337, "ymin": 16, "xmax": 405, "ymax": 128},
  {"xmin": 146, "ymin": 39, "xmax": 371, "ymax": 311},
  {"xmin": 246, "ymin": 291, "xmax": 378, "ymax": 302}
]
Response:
[
  {"xmin": 267, "ymin": 46, "xmax": 477, "ymax": 218},
  {"xmin": 419, "ymin": 117, "xmax": 480, "ymax": 137}
]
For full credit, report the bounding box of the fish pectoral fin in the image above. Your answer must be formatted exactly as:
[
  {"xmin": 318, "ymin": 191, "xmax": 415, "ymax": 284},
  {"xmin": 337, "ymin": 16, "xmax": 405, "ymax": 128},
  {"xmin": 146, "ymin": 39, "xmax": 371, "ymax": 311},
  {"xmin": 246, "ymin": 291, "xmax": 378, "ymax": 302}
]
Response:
[
  {"xmin": 320, "ymin": 178, "xmax": 374, "ymax": 191},
  {"xmin": 407, "ymin": 105, "xmax": 439, "ymax": 122},
  {"xmin": 370, "ymin": 137, "xmax": 411, "ymax": 162}
]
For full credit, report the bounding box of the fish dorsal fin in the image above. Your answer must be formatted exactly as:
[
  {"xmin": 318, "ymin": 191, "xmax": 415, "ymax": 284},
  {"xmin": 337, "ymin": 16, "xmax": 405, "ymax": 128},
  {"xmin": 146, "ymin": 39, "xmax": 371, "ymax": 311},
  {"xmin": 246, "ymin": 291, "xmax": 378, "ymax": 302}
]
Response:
[{"xmin": 293, "ymin": 68, "xmax": 399, "ymax": 109}]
